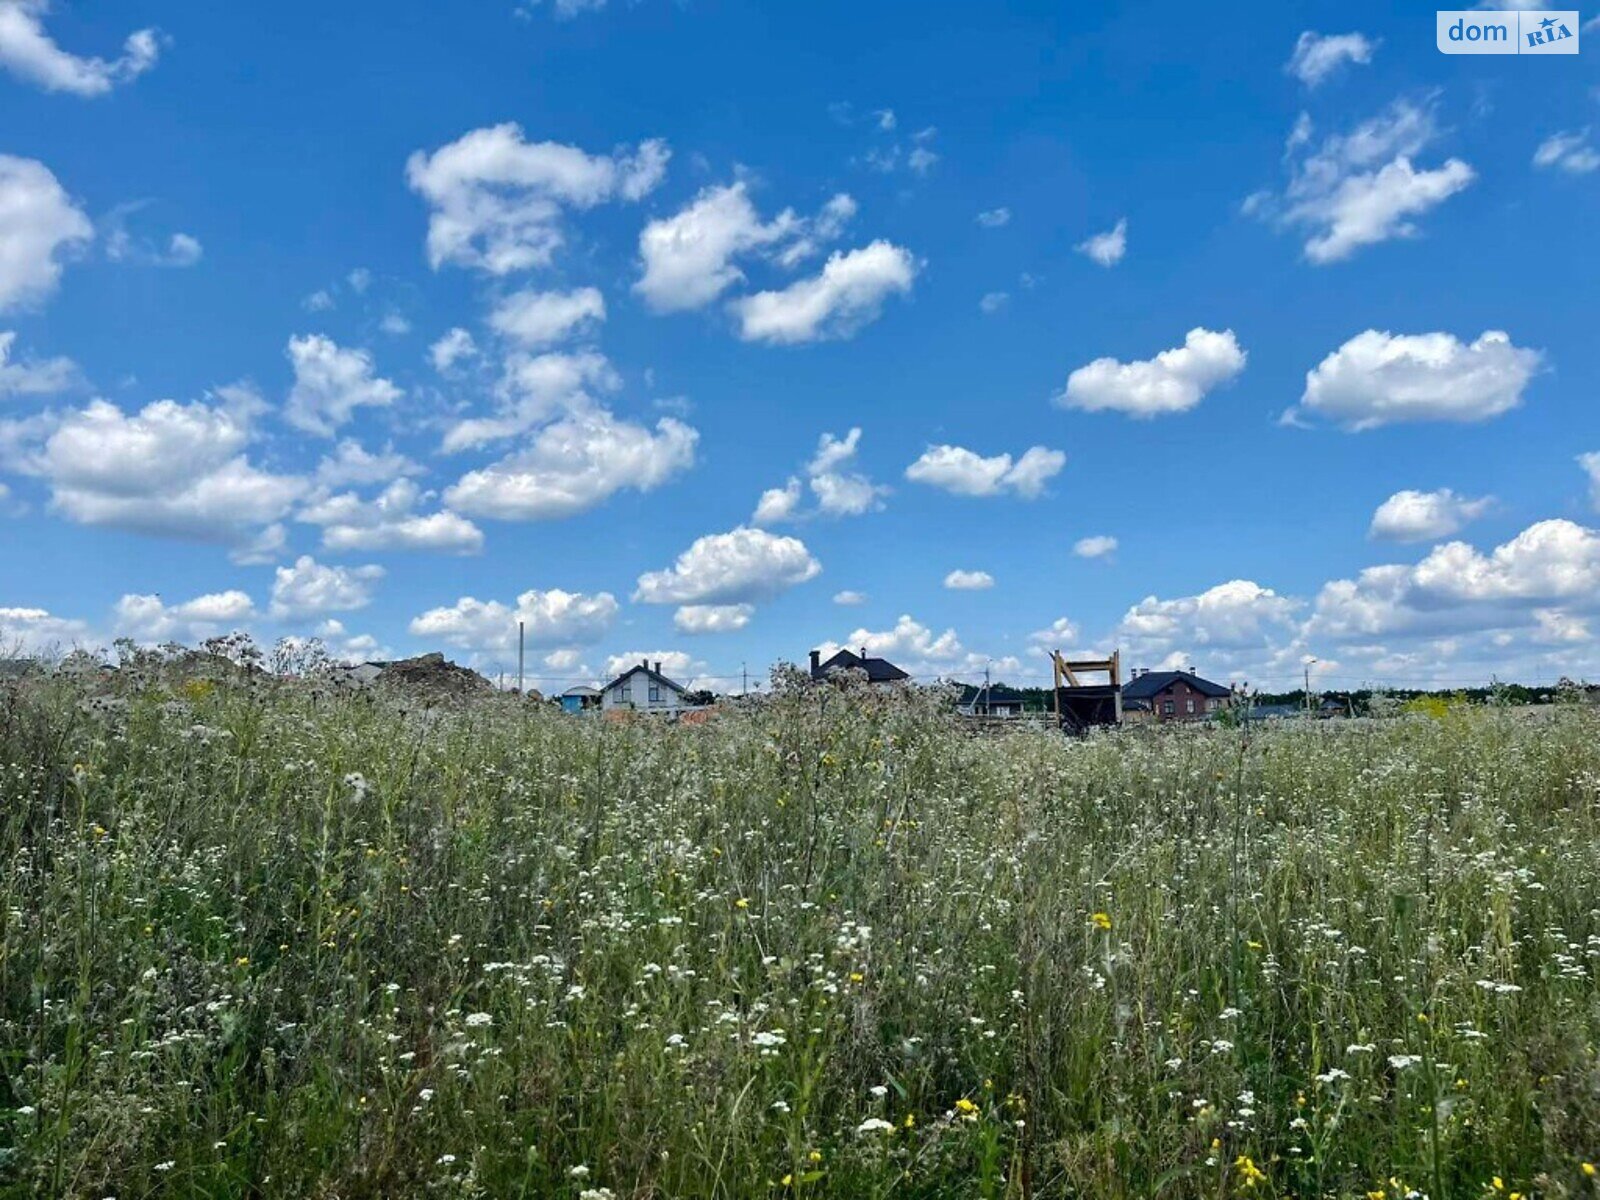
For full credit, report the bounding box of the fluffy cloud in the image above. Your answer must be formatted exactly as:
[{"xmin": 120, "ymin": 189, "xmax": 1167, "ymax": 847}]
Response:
[
  {"xmin": 444, "ymin": 409, "xmax": 696, "ymax": 520},
  {"xmin": 904, "ymin": 444, "xmax": 1065, "ymax": 498},
  {"xmin": 441, "ymin": 350, "xmax": 619, "ymax": 452},
  {"xmin": 1311, "ymin": 520, "xmax": 1600, "ymax": 642},
  {"xmin": 488, "ymin": 286, "xmax": 605, "ymax": 347},
  {"xmin": 313, "ymin": 439, "xmax": 422, "ymax": 489},
  {"xmin": 1118, "ymin": 580, "xmax": 1302, "ymax": 658},
  {"xmin": 730, "ymin": 241, "xmax": 917, "ymax": 344},
  {"xmin": 285, "ymin": 335, "xmax": 402, "ymax": 436},
  {"xmin": 1532, "ymin": 129, "xmax": 1600, "ymax": 175},
  {"xmin": 635, "ymin": 183, "xmax": 809, "ymax": 312},
  {"xmin": 832, "ymin": 590, "xmax": 866, "ymax": 605},
  {"xmin": 1293, "ymin": 329, "xmax": 1540, "ymax": 429},
  {"xmin": 944, "ymin": 569, "xmax": 994, "ymax": 590},
  {"xmin": 634, "ymin": 526, "xmax": 820, "ymax": 605},
  {"xmin": 753, "ymin": 429, "xmax": 887, "ymax": 523},
  {"xmin": 752, "ymin": 478, "xmax": 801, "ymax": 525},
  {"xmin": 410, "ymin": 587, "xmax": 619, "ymax": 653},
  {"xmin": 7, "ymin": 395, "xmax": 304, "ymax": 544},
  {"xmin": 674, "ymin": 603, "xmax": 754, "ymax": 634},
  {"xmin": 0, "ymin": 1, "xmax": 159, "ymax": 96},
  {"xmin": 1253, "ymin": 99, "xmax": 1473, "ymax": 264},
  {"xmin": 299, "ymin": 478, "xmax": 484, "ymax": 555},
  {"xmin": 1369, "ymin": 488, "xmax": 1492, "ymax": 543},
  {"xmin": 405, "ymin": 123, "xmax": 668, "ymax": 274},
  {"xmin": 429, "ymin": 327, "xmax": 478, "ymax": 372},
  {"xmin": 1076, "ymin": 217, "xmax": 1127, "ymax": 267},
  {"xmin": 1286, "ymin": 31, "xmax": 1376, "ymax": 87},
  {"xmin": 1060, "ymin": 327, "xmax": 1245, "ymax": 417},
  {"xmin": 1028, "ymin": 617, "xmax": 1081, "ymax": 647},
  {"xmin": 269, "ymin": 555, "xmax": 385, "ymax": 618},
  {"xmin": 808, "ymin": 428, "xmax": 887, "ymax": 515},
  {"xmin": 0, "ymin": 604, "xmax": 92, "ymax": 653},
  {"xmin": 975, "ymin": 207, "xmax": 1011, "ymax": 228},
  {"xmin": 1073, "ymin": 535, "xmax": 1118, "ymax": 559},
  {"xmin": 114, "ymin": 590, "xmax": 256, "ymax": 643},
  {"xmin": 0, "ymin": 154, "xmax": 93, "ymax": 312},
  {"xmin": 0, "ymin": 330, "xmax": 75, "ymax": 395},
  {"xmin": 1579, "ymin": 452, "xmax": 1600, "ymax": 510},
  {"xmin": 978, "ymin": 291, "xmax": 1009, "ymax": 315}
]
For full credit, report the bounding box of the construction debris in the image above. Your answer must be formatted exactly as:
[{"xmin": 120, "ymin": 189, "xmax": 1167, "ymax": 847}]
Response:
[{"xmin": 371, "ymin": 652, "xmax": 493, "ymax": 700}]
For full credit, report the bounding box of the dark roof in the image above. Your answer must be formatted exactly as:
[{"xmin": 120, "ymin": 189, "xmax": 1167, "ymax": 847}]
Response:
[
  {"xmin": 1122, "ymin": 670, "xmax": 1232, "ymax": 700},
  {"xmin": 812, "ymin": 648, "xmax": 910, "ymax": 683},
  {"xmin": 601, "ymin": 662, "xmax": 687, "ymax": 695},
  {"xmin": 957, "ymin": 683, "xmax": 1026, "ymax": 706}
]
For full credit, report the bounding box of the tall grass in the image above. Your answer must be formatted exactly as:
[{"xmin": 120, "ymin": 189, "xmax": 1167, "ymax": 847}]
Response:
[{"xmin": 1, "ymin": 673, "xmax": 1597, "ymax": 1197}]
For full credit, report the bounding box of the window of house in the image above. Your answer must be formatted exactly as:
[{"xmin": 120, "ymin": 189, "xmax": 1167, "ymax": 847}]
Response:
[
  {"xmin": 619, "ymin": 685, "xmax": 631, "ymax": 703},
  {"xmin": 1186, "ymin": 698, "xmax": 1195, "ymax": 713},
  {"xmin": 649, "ymin": 683, "xmax": 662, "ymax": 703},
  {"xmin": 1162, "ymin": 699, "xmax": 1175, "ymax": 715}
]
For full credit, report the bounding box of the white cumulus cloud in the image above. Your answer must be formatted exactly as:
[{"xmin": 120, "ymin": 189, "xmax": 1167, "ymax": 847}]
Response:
[
  {"xmin": 730, "ymin": 240, "xmax": 917, "ymax": 344},
  {"xmin": 285, "ymin": 335, "xmax": 402, "ymax": 436},
  {"xmin": 634, "ymin": 526, "xmax": 820, "ymax": 605},
  {"xmin": 904, "ymin": 444, "xmax": 1065, "ymax": 498},
  {"xmin": 0, "ymin": 330, "xmax": 75, "ymax": 395},
  {"xmin": 1293, "ymin": 329, "xmax": 1540, "ymax": 429},
  {"xmin": 406, "ymin": 123, "xmax": 668, "ymax": 274},
  {"xmin": 1369, "ymin": 488, "xmax": 1492, "ymax": 543},
  {"xmin": 1076, "ymin": 217, "xmax": 1127, "ymax": 267},
  {"xmin": 411, "ymin": 587, "xmax": 619, "ymax": 653},
  {"xmin": 489, "ymin": 286, "xmax": 605, "ymax": 348},
  {"xmin": 1074, "ymin": 535, "xmax": 1118, "ymax": 559},
  {"xmin": 0, "ymin": 154, "xmax": 93, "ymax": 312},
  {"xmin": 270, "ymin": 555, "xmax": 385, "ymax": 619},
  {"xmin": 674, "ymin": 603, "xmax": 754, "ymax": 634},
  {"xmin": 1533, "ymin": 129, "xmax": 1600, "ymax": 174},
  {"xmin": 1060, "ymin": 327, "xmax": 1245, "ymax": 417},
  {"xmin": 299, "ymin": 478, "xmax": 483, "ymax": 555},
  {"xmin": 0, "ymin": 0, "xmax": 160, "ymax": 96},
  {"xmin": 944, "ymin": 569, "xmax": 994, "ymax": 590},
  {"xmin": 444, "ymin": 409, "xmax": 696, "ymax": 521}
]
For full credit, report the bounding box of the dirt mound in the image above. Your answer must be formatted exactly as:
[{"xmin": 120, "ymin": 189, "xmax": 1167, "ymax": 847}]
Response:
[{"xmin": 376, "ymin": 652, "xmax": 492, "ymax": 699}]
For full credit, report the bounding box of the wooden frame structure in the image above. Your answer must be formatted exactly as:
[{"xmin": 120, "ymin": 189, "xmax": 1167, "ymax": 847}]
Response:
[{"xmin": 1049, "ymin": 649, "xmax": 1123, "ymax": 733}]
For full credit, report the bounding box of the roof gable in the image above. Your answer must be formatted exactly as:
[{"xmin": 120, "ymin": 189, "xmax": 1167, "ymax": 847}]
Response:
[
  {"xmin": 1122, "ymin": 670, "xmax": 1231, "ymax": 700},
  {"xmin": 814, "ymin": 648, "xmax": 910, "ymax": 683},
  {"xmin": 601, "ymin": 663, "xmax": 687, "ymax": 695}
]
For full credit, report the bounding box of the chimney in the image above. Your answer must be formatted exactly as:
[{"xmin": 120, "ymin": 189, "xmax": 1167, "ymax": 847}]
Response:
[
  {"xmin": 640, "ymin": 658, "xmax": 648, "ymax": 671},
  {"xmin": 809, "ymin": 649, "xmax": 820, "ymax": 674},
  {"xmin": 859, "ymin": 646, "xmax": 868, "ymax": 660},
  {"xmin": 654, "ymin": 660, "xmax": 662, "ymax": 675}
]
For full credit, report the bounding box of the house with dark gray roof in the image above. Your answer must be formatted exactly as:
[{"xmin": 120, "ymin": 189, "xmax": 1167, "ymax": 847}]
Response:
[
  {"xmin": 600, "ymin": 660, "xmax": 691, "ymax": 714},
  {"xmin": 809, "ymin": 647, "xmax": 910, "ymax": 685},
  {"xmin": 1121, "ymin": 669, "xmax": 1231, "ymax": 722}
]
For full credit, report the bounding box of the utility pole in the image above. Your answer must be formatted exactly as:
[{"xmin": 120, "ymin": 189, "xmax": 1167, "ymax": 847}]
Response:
[
  {"xmin": 1303, "ymin": 657, "xmax": 1316, "ymax": 716},
  {"xmin": 517, "ymin": 620, "xmax": 525, "ymax": 696},
  {"xmin": 741, "ymin": 661, "xmax": 748, "ymax": 696}
]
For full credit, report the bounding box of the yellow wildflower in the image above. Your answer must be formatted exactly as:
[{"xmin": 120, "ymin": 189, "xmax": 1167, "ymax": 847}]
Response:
[
  {"xmin": 735, "ymin": 897, "xmax": 750, "ymax": 910},
  {"xmin": 954, "ymin": 1097, "xmax": 979, "ymax": 1115},
  {"xmin": 1234, "ymin": 1155, "xmax": 1266, "ymax": 1188},
  {"xmin": 807, "ymin": 1150, "xmax": 822, "ymax": 1163},
  {"xmin": 1582, "ymin": 1162, "xmax": 1596, "ymax": 1177},
  {"xmin": 1090, "ymin": 912, "xmax": 1112, "ymax": 930}
]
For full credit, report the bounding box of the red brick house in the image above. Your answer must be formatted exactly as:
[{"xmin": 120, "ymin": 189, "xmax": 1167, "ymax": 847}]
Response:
[{"xmin": 1121, "ymin": 669, "xmax": 1231, "ymax": 722}]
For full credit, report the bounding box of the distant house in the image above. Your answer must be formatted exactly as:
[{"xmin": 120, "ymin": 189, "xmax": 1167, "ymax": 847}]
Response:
[
  {"xmin": 1122, "ymin": 669, "xmax": 1231, "ymax": 722},
  {"xmin": 559, "ymin": 684, "xmax": 601, "ymax": 714},
  {"xmin": 956, "ymin": 683, "xmax": 1027, "ymax": 717},
  {"xmin": 601, "ymin": 660, "xmax": 691, "ymax": 714},
  {"xmin": 809, "ymin": 648, "xmax": 910, "ymax": 685}
]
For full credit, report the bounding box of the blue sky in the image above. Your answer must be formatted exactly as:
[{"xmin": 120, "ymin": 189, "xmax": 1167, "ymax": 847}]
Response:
[{"xmin": 2, "ymin": 0, "xmax": 1598, "ymax": 693}]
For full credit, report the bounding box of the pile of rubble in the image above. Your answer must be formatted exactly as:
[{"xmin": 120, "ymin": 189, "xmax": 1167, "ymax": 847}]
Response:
[{"xmin": 371, "ymin": 652, "xmax": 493, "ymax": 700}]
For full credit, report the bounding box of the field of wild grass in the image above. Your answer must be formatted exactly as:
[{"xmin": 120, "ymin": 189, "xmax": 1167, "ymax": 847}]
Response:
[{"xmin": 1, "ymin": 672, "xmax": 1598, "ymax": 1199}]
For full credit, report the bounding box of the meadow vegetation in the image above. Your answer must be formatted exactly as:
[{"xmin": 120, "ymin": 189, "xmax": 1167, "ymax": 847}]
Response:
[{"xmin": 1, "ymin": 667, "xmax": 1598, "ymax": 1198}]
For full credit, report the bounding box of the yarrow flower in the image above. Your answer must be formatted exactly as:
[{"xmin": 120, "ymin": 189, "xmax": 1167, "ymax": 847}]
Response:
[{"xmin": 856, "ymin": 1117, "xmax": 894, "ymax": 1135}]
